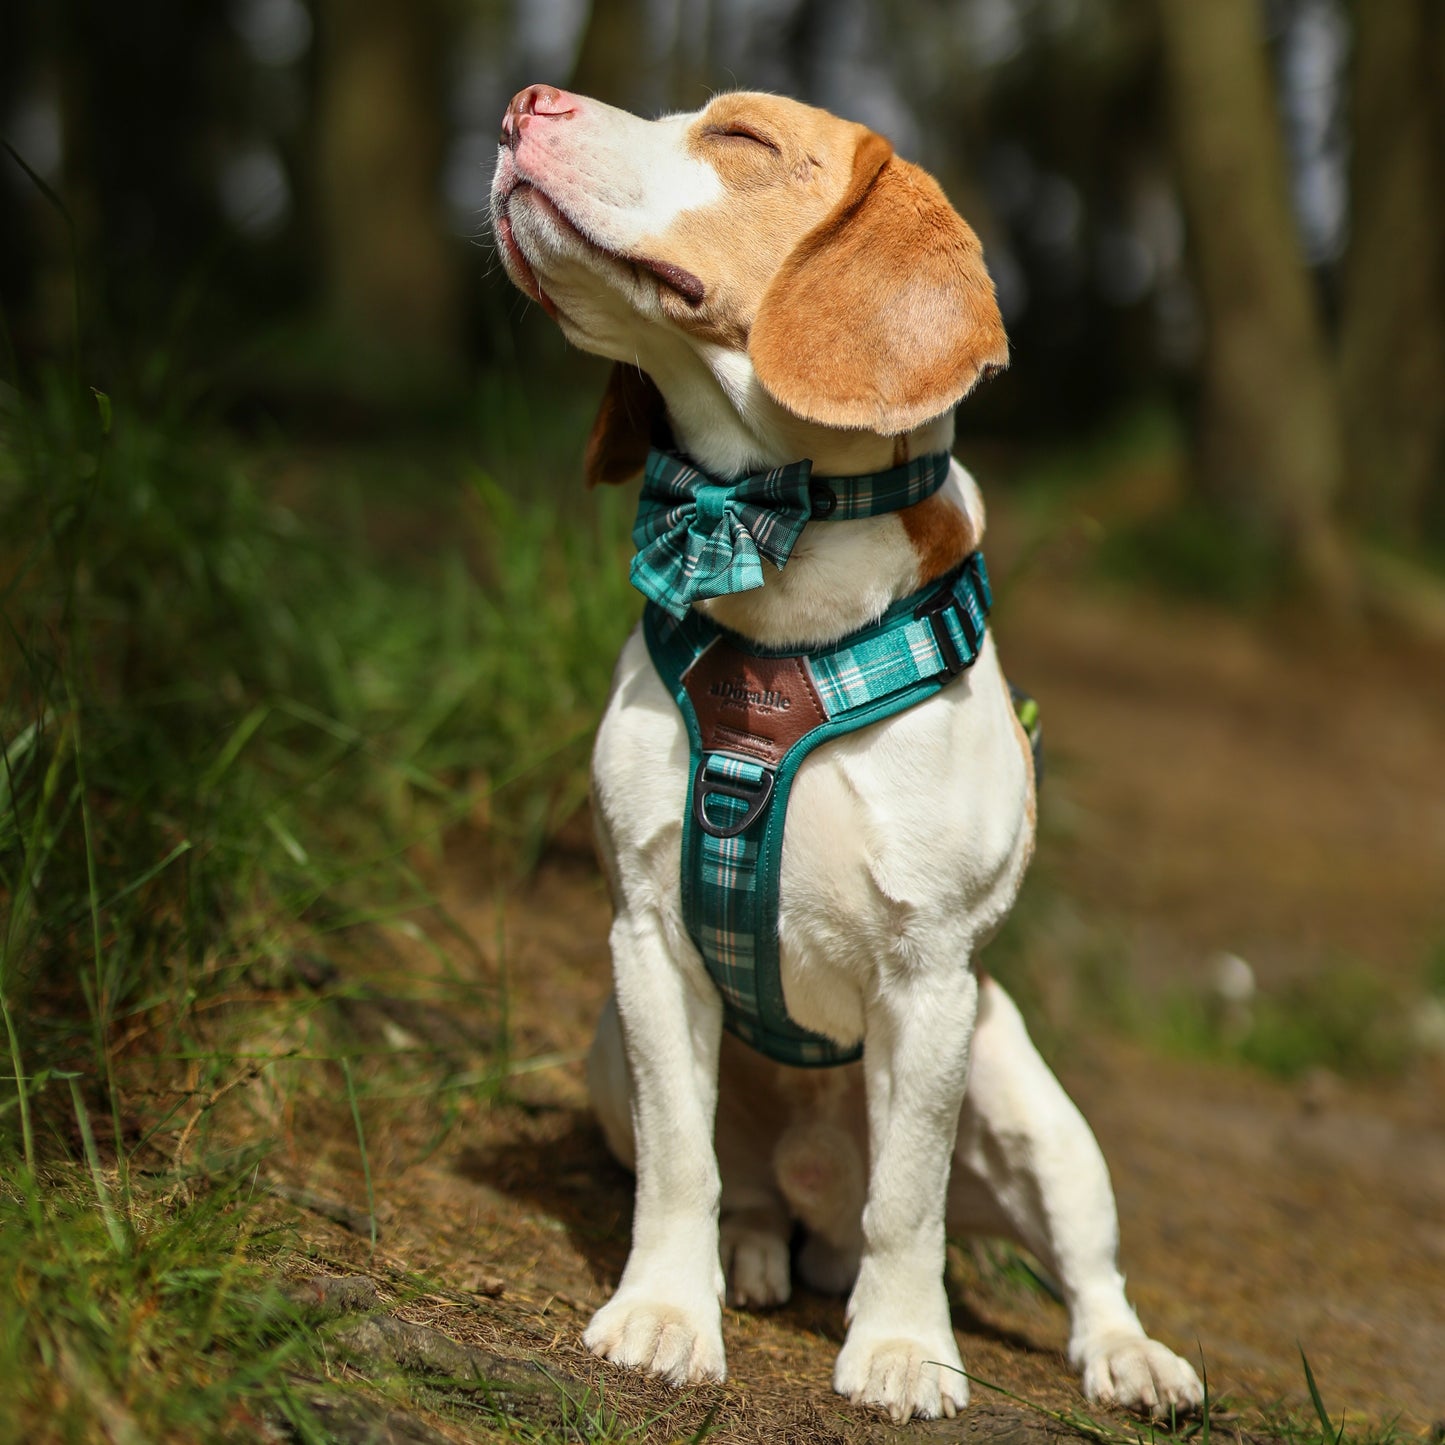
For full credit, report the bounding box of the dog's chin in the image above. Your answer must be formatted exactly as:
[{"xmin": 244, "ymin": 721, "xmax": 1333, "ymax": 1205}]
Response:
[
  {"xmin": 494, "ymin": 206, "xmax": 557, "ymax": 318},
  {"xmin": 500, "ymin": 193, "xmax": 637, "ymax": 329},
  {"xmin": 503, "ymin": 184, "xmax": 708, "ymax": 333}
]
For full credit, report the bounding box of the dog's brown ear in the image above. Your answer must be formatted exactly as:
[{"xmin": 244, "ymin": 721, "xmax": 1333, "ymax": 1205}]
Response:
[
  {"xmin": 750, "ymin": 133, "xmax": 1008, "ymax": 435},
  {"xmin": 584, "ymin": 364, "xmax": 670, "ymax": 487}
]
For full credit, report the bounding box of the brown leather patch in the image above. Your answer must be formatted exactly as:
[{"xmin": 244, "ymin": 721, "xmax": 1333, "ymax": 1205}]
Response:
[{"xmin": 683, "ymin": 640, "xmax": 828, "ymax": 767}]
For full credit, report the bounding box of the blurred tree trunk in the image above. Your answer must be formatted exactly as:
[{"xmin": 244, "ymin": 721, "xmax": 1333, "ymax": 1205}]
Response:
[
  {"xmin": 1155, "ymin": 0, "xmax": 1352, "ymax": 597},
  {"xmin": 570, "ymin": 0, "xmax": 656, "ymax": 113},
  {"xmin": 315, "ymin": 0, "xmax": 459, "ymax": 362},
  {"xmin": 49, "ymin": 0, "xmax": 229, "ymax": 357},
  {"xmin": 1338, "ymin": 0, "xmax": 1445, "ymax": 543}
]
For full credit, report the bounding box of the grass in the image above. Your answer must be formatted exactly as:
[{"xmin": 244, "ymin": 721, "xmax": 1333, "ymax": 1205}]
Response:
[
  {"xmin": 982, "ymin": 847, "xmax": 1432, "ymax": 1085},
  {"xmin": 510, "ymin": 1375, "xmax": 716, "ymax": 1445},
  {"xmin": 1097, "ymin": 502, "xmax": 1283, "ymax": 610},
  {"xmin": 1001, "ymin": 404, "xmax": 1327, "ymax": 610},
  {"xmin": 1156, "ymin": 962, "xmax": 1417, "ymax": 1081},
  {"xmin": 954, "ymin": 1348, "xmax": 1416, "ymax": 1445},
  {"xmin": 0, "ymin": 1167, "xmax": 332, "ymax": 1444},
  {"xmin": 0, "ymin": 362, "xmax": 639, "ymax": 1441}
]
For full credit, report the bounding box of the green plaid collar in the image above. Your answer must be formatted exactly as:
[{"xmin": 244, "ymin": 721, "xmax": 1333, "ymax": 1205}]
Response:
[{"xmin": 631, "ymin": 448, "xmax": 952, "ymax": 619}]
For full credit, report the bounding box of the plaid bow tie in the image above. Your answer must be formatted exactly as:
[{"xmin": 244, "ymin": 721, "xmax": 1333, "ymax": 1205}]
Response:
[{"xmin": 631, "ymin": 448, "xmax": 952, "ymax": 619}]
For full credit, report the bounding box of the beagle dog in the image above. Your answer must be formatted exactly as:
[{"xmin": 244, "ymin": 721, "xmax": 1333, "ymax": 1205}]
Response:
[{"xmin": 490, "ymin": 84, "xmax": 1202, "ymax": 1423}]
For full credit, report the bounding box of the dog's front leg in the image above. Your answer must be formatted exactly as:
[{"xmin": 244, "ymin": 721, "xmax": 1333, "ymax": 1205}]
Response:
[
  {"xmin": 950, "ymin": 978, "xmax": 1204, "ymax": 1415},
  {"xmin": 583, "ymin": 907, "xmax": 727, "ymax": 1385},
  {"xmin": 833, "ymin": 964, "xmax": 977, "ymax": 1422}
]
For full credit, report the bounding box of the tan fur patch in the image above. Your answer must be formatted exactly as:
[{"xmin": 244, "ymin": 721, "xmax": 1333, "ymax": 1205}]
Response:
[
  {"xmin": 899, "ymin": 492, "xmax": 978, "ymax": 588},
  {"xmin": 634, "ymin": 94, "xmax": 873, "ymax": 350}
]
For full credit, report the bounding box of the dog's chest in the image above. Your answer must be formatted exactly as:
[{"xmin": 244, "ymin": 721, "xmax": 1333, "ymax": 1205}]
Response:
[
  {"xmin": 776, "ymin": 655, "xmax": 1034, "ymax": 964},
  {"xmin": 593, "ymin": 627, "xmax": 1033, "ymax": 1037}
]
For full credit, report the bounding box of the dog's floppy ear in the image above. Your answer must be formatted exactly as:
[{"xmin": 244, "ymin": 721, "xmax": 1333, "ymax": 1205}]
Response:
[
  {"xmin": 749, "ymin": 133, "xmax": 1008, "ymax": 435},
  {"xmin": 584, "ymin": 363, "xmax": 670, "ymax": 487}
]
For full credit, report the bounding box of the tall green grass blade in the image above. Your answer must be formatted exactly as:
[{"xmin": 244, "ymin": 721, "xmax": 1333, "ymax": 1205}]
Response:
[
  {"xmin": 1, "ymin": 995, "xmax": 35, "ymax": 1173},
  {"xmin": 91, "ymin": 839, "xmax": 193, "ymax": 916},
  {"xmin": 0, "ymin": 140, "xmax": 83, "ymax": 390},
  {"xmin": 1199, "ymin": 1348, "xmax": 1210, "ymax": 1445},
  {"xmin": 1, "ymin": 715, "xmax": 73, "ymax": 973},
  {"xmin": 1300, "ymin": 1346, "xmax": 1344, "ymax": 1445},
  {"xmin": 199, "ymin": 702, "xmax": 270, "ymax": 793},
  {"xmin": 90, "ymin": 388, "xmax": 112, "ymax": 437},
  {"xmin": 69, "ymin": 1078, "xmax": 128, "ymax": 1256},
  {"xmin": 0, "ymin": 368, "xmax": 635, "ymax": 1436},
  {"xmin": 263, "ymin": 810, "xmax": 310, "ymax": 866},
  {"xmin": 0, "ymin": 717, "xmax": 45, "ymax": 815},
  {"xmin": 688, "ymin": 1400, "xmax": 721, "ymax": 1442},
  {"xmin": 341, "ymin": 1057, "xmax": 378, "ymax": 1250},
  {"xmin": 68, "ymin": 676, "xmax": 133, "ymax": 1204}
]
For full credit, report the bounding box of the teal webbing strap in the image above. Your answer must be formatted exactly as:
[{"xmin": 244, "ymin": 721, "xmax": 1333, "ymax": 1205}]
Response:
[{"xmin": 643, "ymin": 554, "xmax": 994, "ymax": 1067}]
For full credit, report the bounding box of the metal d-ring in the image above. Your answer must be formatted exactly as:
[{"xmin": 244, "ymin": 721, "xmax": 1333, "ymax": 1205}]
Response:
[{"xmin": 692, "ymin": 764, "xmax": 775, "ymax": 838}]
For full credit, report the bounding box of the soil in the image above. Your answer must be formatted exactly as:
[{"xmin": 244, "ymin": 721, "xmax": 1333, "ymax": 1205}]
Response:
[{"xmin": 255, "ymin": 551, "xmax": 1445, "ymax": 1442}]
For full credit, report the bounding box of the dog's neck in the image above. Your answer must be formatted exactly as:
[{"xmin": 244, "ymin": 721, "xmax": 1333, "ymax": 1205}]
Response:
[
  {"xmin": 662, "ymin": 343, "xmax": 957, "ymax": 478},
  {"xmin": 640, "ymin": 341, "xmax": 975, "ymax": 650}
]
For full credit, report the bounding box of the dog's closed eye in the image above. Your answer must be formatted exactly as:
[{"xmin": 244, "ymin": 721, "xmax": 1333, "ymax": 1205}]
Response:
[{"xmin": 703, "ymin": 124, "xmax": 780, "ymax": 154}]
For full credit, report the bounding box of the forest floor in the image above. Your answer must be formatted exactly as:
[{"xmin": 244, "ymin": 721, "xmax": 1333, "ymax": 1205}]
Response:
[{"xmin": 232, "ymin": 535, "xmax": 1445, "ymax": 1444}]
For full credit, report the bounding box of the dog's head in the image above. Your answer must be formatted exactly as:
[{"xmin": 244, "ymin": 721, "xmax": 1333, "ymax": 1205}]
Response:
[{"xmin": 491, "ymin": 86, "xmax": 1007, "ymax": 482}]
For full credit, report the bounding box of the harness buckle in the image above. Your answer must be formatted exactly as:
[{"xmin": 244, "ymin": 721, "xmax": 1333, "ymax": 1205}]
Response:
[
  {"xmin": 692, "ymin": 762, "xmax": 775, "ymax": 838},
  {"xmin": 913, "ymin": 578, "xmax": 979, "ymax": 678}
]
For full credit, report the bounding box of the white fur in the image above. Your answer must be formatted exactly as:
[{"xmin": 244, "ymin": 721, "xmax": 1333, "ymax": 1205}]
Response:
[{"xmin": 495, "ymin": 87, "xmax": 1202, "ymax": 1422}]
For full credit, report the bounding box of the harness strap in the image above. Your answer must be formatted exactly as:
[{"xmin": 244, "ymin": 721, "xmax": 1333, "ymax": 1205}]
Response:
[{"xmin": 644, "ymin": 553, "xmax": 993, "ymax": 1066}]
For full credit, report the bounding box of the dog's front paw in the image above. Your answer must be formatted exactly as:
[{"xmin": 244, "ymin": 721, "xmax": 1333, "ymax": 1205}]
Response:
[
  {"xmin": 583, "ymin": 1293, "xmax": 726, "ymax": 1386},
  {"xmin": 833, "ymin": 1330, "xmax": 969, "ymax": 1422},
  {"xmin": 1080, "ymin": 1333, "xmax": 1203, "ymax": 1416},
  {"xmin": 721, "ymin": 1217, "xmax": 791, "ymax": 1309}
]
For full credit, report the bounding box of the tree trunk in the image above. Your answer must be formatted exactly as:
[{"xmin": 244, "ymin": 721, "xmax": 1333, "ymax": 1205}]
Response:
[
  {"xmin": 315, "ymin": 0, "xmax": 459, "ymax": 363},
  {"xmin": 569, "ymin": 0, "xmax": 658, "ymax": 114},
  {"xmin": 1338, "ymin": 0, "xmax": 1445, "ymax": 543},
  {"xmin": 1155, "ymin": 0, "xmax": 1352, "ymax": 597}
]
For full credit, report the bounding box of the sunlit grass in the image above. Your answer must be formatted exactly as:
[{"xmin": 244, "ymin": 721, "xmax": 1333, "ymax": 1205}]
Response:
[
  {"xmin": 0, "ymin": 369, "xmax": 638, "ymax": 1441},
  {"xmin": 1157, "ymin": 962, "xmax": 1416, "ymax": 1081},
  {"xmin": 0, "ymin": 1166, "xmax": 328, "ymax": 1444}
]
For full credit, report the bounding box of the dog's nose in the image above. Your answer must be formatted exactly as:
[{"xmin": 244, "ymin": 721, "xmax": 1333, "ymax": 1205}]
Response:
[{"xmin": 501, "ymin": 84, "xmax": 577, "ymax": 151}]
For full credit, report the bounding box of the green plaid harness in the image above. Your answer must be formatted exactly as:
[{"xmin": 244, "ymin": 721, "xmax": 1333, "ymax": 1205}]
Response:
[{"xmin": 642, "ymin": 552, "xmax": 996, "ymax": 1067}]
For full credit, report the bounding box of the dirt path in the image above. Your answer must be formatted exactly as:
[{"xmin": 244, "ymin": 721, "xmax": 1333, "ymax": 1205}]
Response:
[
  {"xmin": 427, "ymin": 844, "xmax": 1445, "ymax": 1428},
  {"xmin": 995, "ymin": 567, "xmax": 1445, "ymax": 993},
  {"xmin": 987, "ymin": 569, "xmax": 1445, "ymax": 1418},
  {"xmin": 271, "ymin": 565, "xmax": 1445, "ymax": 1438}
]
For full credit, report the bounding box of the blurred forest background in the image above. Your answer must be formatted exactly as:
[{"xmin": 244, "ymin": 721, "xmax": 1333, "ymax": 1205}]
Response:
[
  {"xmin": 5, "ymin": 0, "xmax": 1445, "ymax": 578},
  {"xmin": 3, "ymin": 2, "xmax": 1445, "ymax": 1442}
]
